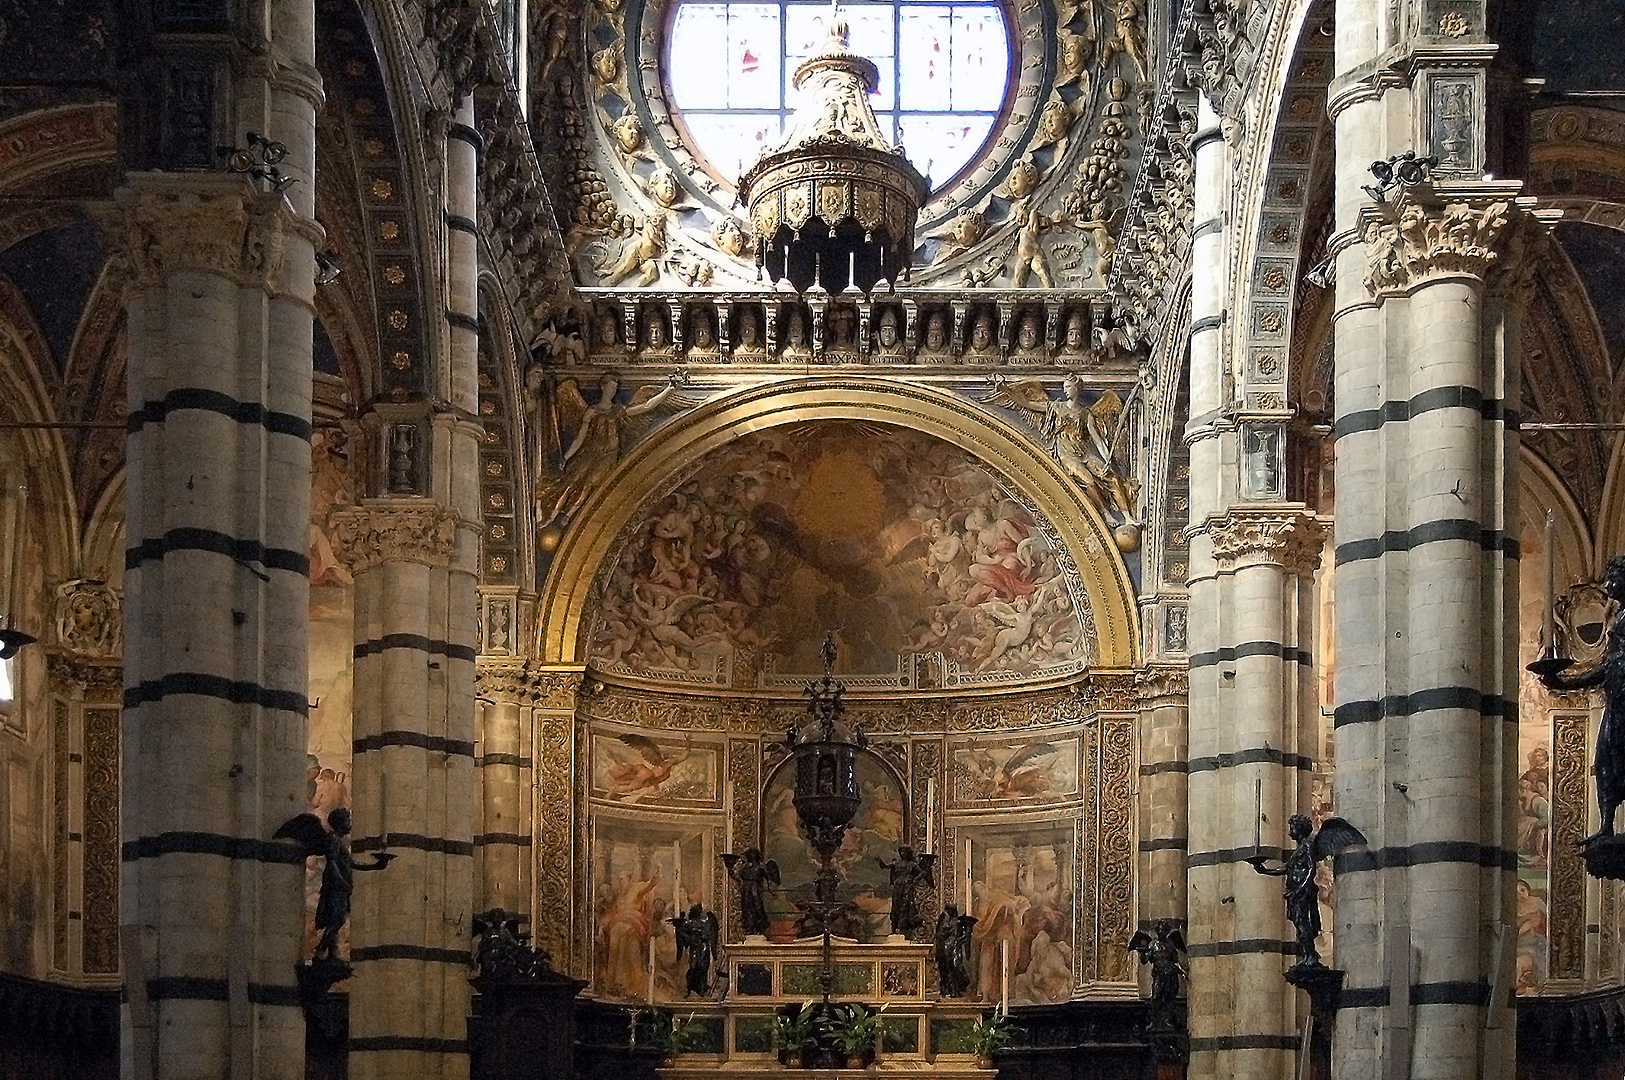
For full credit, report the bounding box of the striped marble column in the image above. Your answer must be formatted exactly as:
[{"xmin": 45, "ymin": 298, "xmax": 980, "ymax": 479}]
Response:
[
  {"xmin": 339, "ymin": 94, "xmax": 483, "ymax": 1080},
  {"xmin": 1136, "ymin": 664, "xmax": 1189, "ymax": 931},
  {"xmin": 117, "ymin": 184, "xmax": 320, "ymax": 1080},
  {"xmin": 117, "ymin": 0, "xmax": 320, "ymax": 1071}
]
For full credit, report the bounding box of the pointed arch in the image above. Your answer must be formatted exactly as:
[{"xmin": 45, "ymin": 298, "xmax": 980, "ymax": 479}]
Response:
[{"xmin": 536, "ymin": 378, "xmax": 1141, "ymax": 669}]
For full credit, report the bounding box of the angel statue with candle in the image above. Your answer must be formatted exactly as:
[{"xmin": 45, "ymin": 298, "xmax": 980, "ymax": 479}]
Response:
[
  {"xmin": 1246, "ymin": 813, "xmax": 1366, "ymax": 968},
  {"xmin": 1535, "ymin": 555, "xmax": 1625, "ymax": 851},
  {"xmin": 276, "ymin": 807, "xmax": 396, "ymax": 962}
]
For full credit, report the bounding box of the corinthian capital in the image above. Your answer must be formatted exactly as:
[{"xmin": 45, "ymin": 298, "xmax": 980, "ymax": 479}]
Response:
[
  {"xmin": 1207, "ymin": 510, "xmax": 1325, "ymax": 573},
  {"xmin": 328, "ymin": 501, "xmax": 459, "ymax": 573},
  {"xmin": 1135, "ymin": 664, "xmax": 1189, "ymax": 703},
  {"xmin": 111, "ymin": 174, "xmax": 317, "ymax": 294},
  {"xmin": 1359, "ymin": 190, "xmax": 1547, "ymax": 294},
  {"xmin": 474, "ymin": 661, "xmax": 584, "ymax": 709}
]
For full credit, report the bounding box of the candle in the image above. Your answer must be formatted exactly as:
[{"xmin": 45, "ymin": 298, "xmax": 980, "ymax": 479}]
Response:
[
  {"xmin": 1000, "ymin": 938, "xmax": 1010, "ymax": 1015},
  {"xmin": 924, "ymin": 778, "xmax": 936, "ymax": 855},
  {"xmin": 1253, "ymin": 779, "xmax": 1262, "ymax": 853},
  {"xmin": 673, "ymin": 840, "xmax": 683, "ymax": 912},
  {"xmin": 963, "ymin": 837, "xmax": 972, "ymax": 912},
  {"xmin": 1543, "ymin": 509, "xmax": 1557, "ymax": 651},
  {"xmin": 724, "ymin": 780, "xmax": 734, "ymax": 853},
  {"xmin": 647, "ymin": 935, "xmax": 656, "ymax": 1004}
]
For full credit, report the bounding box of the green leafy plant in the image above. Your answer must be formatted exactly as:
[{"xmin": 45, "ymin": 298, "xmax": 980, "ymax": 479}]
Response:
[
  {"xmin": 830, "ymin": 1004, "xmax": 884, "ymax": 1056},
  {"xmin": 969, "ymin": 1012, "xmax": 1017, "ymax": 1056},
  {"xmin": 775, "ymin": 1001, "xmax": 820, "ymax": 1053},
  {"xmin": 660, "ymin": 1012, "xmax": 712, "ymax": 1056}
]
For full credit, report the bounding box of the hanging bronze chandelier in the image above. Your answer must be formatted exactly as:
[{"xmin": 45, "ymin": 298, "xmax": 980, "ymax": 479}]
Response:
[{"xmin": 735, "ymin": 4, "xmax": 928, "ymax": 294}]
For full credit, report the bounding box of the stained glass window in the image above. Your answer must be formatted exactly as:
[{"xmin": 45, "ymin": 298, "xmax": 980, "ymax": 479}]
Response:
[{"xmin": 666, "ymin": 1, "xmax": 1012, "ymax": 192}]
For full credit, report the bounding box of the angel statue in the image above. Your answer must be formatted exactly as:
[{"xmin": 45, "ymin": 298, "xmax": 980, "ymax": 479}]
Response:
[
  {"xmin": 1536, "ymin": 556, "xmax": 1625, "ymax": 851},
  {"xmin": 275, "ymin": 807, "xmax": 395, "ymax": 962},
  {"xmin": 1246, "ymin": 813, "xmax": 1368, "ymax": 968},
  {"xmin": 1127, "ymin": 919, "xmax": 1187, "ymax": 1016},
  {"xmin": 668, "ymin": 903, "xmax": 721, "ymax": 996},
  {"xmin": 984, "ymin": 374, "xmax": 1140, "ymax": 522},
  {"xmin": 722, "ymin": 847, "xmax": 780, "ymax": 936},
  {"xmin": 533, "ymin": 371, "xmax": 698, "ymax": 528},
  {"xmin": 933, "ymin": 903, "xmax": 978, "ymax": 997},
  {"xmin": 877, "ymin": 845, "xmax": 937, "ymax": 939}
]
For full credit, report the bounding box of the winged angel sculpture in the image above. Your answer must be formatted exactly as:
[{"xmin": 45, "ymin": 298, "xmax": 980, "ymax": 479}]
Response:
[
  {"xmin": 1247, "ymin": 814, "xmax": 1368, "ymax": 968},
  {"xmin": 528, "ymin": 370, "xmax": 700, "ymax": 529},
  {"xmin": 983, "ymin": 375, "xmax": 1140, "ymax": 524}
]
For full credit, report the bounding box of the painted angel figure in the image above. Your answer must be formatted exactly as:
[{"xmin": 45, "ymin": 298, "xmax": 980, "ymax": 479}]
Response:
[
  {"xmin": 275, "ymin": 807, "xmax": 395, "ymax": 962},
  {"xmin": 1246, "ymin": 814, "xmax": 1368, "ymax": 967},
  {"xmin": 668, "ymin": 903, "xmax": 720, "ymax": 996},
  {"xmin": 983, "ymin": 374, "xmax": 1140, "ymax": 521},
  {"xmin": 601, "ymin": 731, "xmax": 692, "ymax": 799},
  {"xmin": 535, "ymin": 371, "xmax": 698, "ymax": 528},
  {"xmin": 965, "ymin": 740, "xmax": 1059, "ymax": 799}
]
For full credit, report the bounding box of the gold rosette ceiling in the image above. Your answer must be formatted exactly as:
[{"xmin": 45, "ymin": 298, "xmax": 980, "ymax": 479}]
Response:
[{"xmin": 735, "ymin": 2, "xmax": 928, "ymax": 295}]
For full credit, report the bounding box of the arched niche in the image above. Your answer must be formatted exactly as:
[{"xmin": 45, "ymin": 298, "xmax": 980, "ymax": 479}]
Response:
[{"xmin": 536, "ymin": 377, "xmax": 1140, "ymax": 673}]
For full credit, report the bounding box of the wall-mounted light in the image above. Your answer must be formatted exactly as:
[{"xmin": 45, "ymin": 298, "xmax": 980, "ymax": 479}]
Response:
[
  {"xmin": 220, "ymin": 131, "xmax": 297, "ymax": 193},
  {"xmin": 1363, "ymin": 151, "xmax": 1437, "ymax": 203},
  {"xmin": 314, "ymin": 252, "xmax": 342, "ymax": 286}
]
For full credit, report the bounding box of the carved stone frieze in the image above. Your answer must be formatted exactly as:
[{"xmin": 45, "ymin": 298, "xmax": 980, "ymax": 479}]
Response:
[
  {"xmin": 1360, "ymin": 195, "xmax": 1535, "ymax": 293},
  {"xmin": 1075, "ymin": 670, "xmax": 1140, "ymax": 713},
  {"xmin": 1135, "ymin": 664, "xmax": 1190, "ymax": 703},
  {"xmin": 1205, "ymin": 510, "xmax": 1325, "ymax": 573},
  {"xmin": 1551, "ymin": 713, "xmax": 1587, "ymax": 980},
  {"xmin": 328, "ymin": 502, "xmax": 460, "ymax": 573},
  {"xmin": 45, "ymin": 652, "xmax": 123, "ymax": 701},
  {"xmin": 476, "ymin": 661, "xmax": 584, "ymax": 709},
  {"xmin": 1096, "ymin": 715, "xmax": 1137, "ymax": 982}
]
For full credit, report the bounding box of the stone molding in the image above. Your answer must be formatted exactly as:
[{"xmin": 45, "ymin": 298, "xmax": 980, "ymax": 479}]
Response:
[
  {"xmin": 328, "ymin": 500, "xmax": 460, "ymax": 573},
  {"xmin": 475, "ymin": 660, "xmax": 583, "ymax": 709},
  {"xmin": 111, "ymin": 175, "xmax": 323, "ymax": 296},
  {"xmin": 1359, "ymin": 190, "xmax": 1547, "ymax": 294},
  {"xmin": 1205, "ymin": 509, "xmax": 1324, "ymax": 573},
  {"xmin": 1135, "ymin": 664, "xmax": 1190, "ymax": 702}
]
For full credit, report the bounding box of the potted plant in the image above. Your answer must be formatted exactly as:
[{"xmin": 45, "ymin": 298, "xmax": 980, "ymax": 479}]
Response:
[
  {"xmin": 968, "ymin": 1012, "xmax": 1016, "ymax": 1069},
  {"xmin": 830, "ymin": 1003, "xmax": 883, "ymax": 1069},
  {"xmin": 659, "ymin": 1012, "xmax": 704, "ymax": 1062},
  {"xmin": 776, "ymin": 1001, "xmax": 819, "ymax": 1068}
]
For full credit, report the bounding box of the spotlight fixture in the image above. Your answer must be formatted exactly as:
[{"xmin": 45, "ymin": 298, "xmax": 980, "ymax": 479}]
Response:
[
  {"xmin": 220, "ymin": 131, "xmax": 297, "ymax": 194},
  {"xmin": 1363, "ymin": 151, "xmax": 1437, "ymax": 203},
  {"xmin": 314, "ymin": 252, "xmax": 342, "ymax": 286},
  {"xmin": 1304, "ymin": 254, "xmax": 1335, "ymax": 289},
  {"xmin": 0, "ymin": 622, "xmax": 36, "ymax": 660}
]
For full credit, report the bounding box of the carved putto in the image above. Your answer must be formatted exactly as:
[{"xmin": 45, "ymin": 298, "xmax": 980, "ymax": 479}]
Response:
[{"xmin": 54, "ymin": 579, "xmax": 122, "ymax": 657}]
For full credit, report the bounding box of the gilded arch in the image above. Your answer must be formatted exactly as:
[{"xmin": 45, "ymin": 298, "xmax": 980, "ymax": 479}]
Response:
[{"xmin": 536, "ymin": 378, "xmax": 1141, "ymax": 670}]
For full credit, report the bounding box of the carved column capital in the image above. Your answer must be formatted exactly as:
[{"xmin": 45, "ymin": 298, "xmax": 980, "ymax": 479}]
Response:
[
  {"xmin": 328, "ymin": 500, "xmax": 460, "ymax": 573},
  {"xmin": 475, "ymin": 661, "xmax": 585, "ymax": 709},
  {"xmin": 111, "ymin": 174, "xmax": 322, "ymax": 296},
  {"xmin": 1135, "ymin": 664, "xmax": 1190, "ymax": 703},
  {"xmin": 1206, "ymin": 510, "xmax": 1325, "ymax": 573},
  {"xmin": 45, "ymin": 651, "xmax": 123, "ymax": 702},
  {"xmin": 1359, "ymin": 190, "xmax": 1547, "ymax": 294},
  {"xmin": 1074, "ymin": 670, "xmax": 1140, "ymax": 713}
]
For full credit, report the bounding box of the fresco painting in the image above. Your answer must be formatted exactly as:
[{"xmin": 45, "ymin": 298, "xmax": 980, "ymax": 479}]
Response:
[
  {"xmin": 593, "ymin": 818, "xmax": 712, "ymax": 1002},
  {"xmin": 761, "ymin": 751, "xmax": 905, "ymax": 942},
  {"xmin": 591, "ymin": 728, "xmax": 720, "ymax": 804},
  {"xmin": 951, "ymin": 735, "xmax": 1081, "ymax": 805},
  {"xmin": 589, "ymin": 423, "xmax": 1088, "ymax": 683},
  {"xmin": 962, "ymin": 825, "xmax": 1075, "ymax": 1006}
]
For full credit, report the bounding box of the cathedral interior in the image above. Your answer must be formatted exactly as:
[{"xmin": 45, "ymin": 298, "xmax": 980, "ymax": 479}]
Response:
[{"xmin": 1, "ymin": 0, "xmax": 1624, "ymax": 1078}]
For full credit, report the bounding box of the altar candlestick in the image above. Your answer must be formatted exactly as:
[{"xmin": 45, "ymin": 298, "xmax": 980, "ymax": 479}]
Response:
[
  {"xmin": 647, "ymin": 936, "xmax": 656, "ymax": 1004},
  {"xmin": 1253, "ymin": 778, "xmax": 1262, "ymax": 853},
  {"xmin": 1543, "ymin": 510, "xmax": 1557, "ymax": 650},
  {"xmin": 924, "ymin": 778, "xmax": 936, "ymax": 854},
  {"xmin": 1000, "ymin": 938, "xmax": 1010, "ymax": 1015},
  {"xmin": 673, "ymin": 840, "xmax": 682, "ymax": 911},
  {"xmin": 724, "ymin": 780, "xmax": 734, "ymax": 852},
  {"xmin": 963, "ymin": 837, "xmax": 972, "ymax": 912}
]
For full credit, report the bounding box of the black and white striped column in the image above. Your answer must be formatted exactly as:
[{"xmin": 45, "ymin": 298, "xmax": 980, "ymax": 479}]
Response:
[
  {"xmin": 341, "ymin": 93, "xmax": 483, "ymax": 1080},
  {"xmin": 117, "ymin": 0, "xmax": 320, "ymax": 1072},
  {"xmin": 1136, "ymin": 664, "xmax": 1189, "ymax": 933},
  {"xmin": 1328, "ymin": 2, "xmax": 1537, "ymax": 1076}
]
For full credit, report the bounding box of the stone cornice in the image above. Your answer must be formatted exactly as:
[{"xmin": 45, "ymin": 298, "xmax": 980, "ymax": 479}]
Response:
[
  {"xmin": 328, "ymin": 500, "xmax": 460, "ymax": 573},
  {"xmin": 1204, "ymin": 508, "xmax": 1325, "ymax": 573}
]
